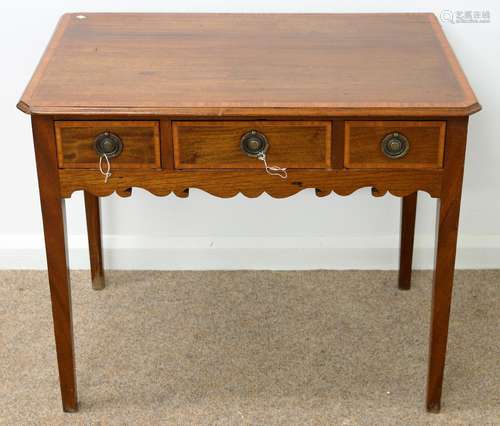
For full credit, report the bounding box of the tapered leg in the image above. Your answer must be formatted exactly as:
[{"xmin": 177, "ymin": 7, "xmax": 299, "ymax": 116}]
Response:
[
  {"xmin": 32, "ymin": 116, "xmax": 78, "ymax": 412},
  {"xmin": 426, "ymin": 118, "xmax": 468, "ymax": 413},
  {"xmin": 398, "ymin": 192, "xmax": 417, "ymax": 290},
  {"xmin": 84, "ymin": 192, "xmax": 105, "ymax": 290}
]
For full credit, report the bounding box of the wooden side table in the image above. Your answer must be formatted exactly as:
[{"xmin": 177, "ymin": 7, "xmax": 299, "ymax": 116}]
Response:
[{"xmin": 18, "ymin": 13, "xmax": 480, "ymax": 412}]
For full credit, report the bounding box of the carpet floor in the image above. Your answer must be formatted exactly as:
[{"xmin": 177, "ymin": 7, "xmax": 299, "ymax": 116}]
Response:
[{"xmin": 0, "ymin": 270, "xmax": 498, "ymax": 425}]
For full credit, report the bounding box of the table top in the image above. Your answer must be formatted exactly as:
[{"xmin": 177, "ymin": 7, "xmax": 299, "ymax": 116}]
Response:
[{"xmin": 18, "ymin": 13, "xmax": 480, "ymax": 117}]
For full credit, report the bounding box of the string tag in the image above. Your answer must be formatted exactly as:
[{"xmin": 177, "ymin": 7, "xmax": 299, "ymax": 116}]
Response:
[
  {"xmin": 99, "ymin": 154, "xmax": 112, "ymax": 183},
  {"xmin": 257, "ymin": 153, "xmax": 287, "ymax": 179}
]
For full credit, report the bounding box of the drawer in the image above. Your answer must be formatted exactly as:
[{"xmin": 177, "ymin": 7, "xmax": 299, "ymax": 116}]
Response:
[
  {"xmin": 55, "ymin": 121, "xmax": 161, "ymax": 169},
  {"xmin": 344, "ymin": 121, "xmax": 446, "ymax": 169},
  {"xmin": 173, "ymin": 121, "xmax": 331, "ymax": 169}
]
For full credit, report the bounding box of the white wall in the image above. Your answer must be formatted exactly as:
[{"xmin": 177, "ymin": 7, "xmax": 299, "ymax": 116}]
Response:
[{"xmin": 0, "ymin": 1, "xmax": 499, "ymax": 270}]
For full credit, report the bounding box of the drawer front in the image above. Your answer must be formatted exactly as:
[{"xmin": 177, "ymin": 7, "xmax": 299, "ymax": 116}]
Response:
[
  {"xmin": 55, "ymin": 121, "xmax": 161, "ymax": 169},
  {"xmin": 173, "ymin": 121, "xmax": 331, "ymax": 169},
  {"xmin": 345, "ymin": 121, "xmax": 446, "ymax": 169}
]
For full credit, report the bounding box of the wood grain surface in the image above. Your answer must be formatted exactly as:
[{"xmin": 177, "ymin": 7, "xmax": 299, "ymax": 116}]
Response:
[
  {"xmin": 426, "ymin": 117, "xmax": 469, "ymax": 412},
  {"xmin": 84, "ymin": 192, "xmax": 105, "ymax": 290},
  {"xmin": 345, "ymin": 121, "xmax": 446, "ymax": 169},
  {"xmin": 32, "ymin": 115, "xmax": 78, "ymax": 412},
  {"xmin": 17, "ymin": 13, "xmax": 480, "ymax": 117},
  {"xmin": 58, "ymin": 168, "xmax": 443, "ymax": 199},
  {"xmin": 173, "ymin": 121, "xmax": 331, "ymax": 169},
  {"xmin": 399, "ymin": 192, "xmax": 418, "ymax": 290}
]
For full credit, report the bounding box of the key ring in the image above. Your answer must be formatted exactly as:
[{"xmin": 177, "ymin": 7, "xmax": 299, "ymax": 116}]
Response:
[
  {"xmin": 98, "ymin": 153, "xmax": 112, "ymax": 183},
  {"xmin": 257, "ymin": 153, "xmax": 287, "ymax": 179}
]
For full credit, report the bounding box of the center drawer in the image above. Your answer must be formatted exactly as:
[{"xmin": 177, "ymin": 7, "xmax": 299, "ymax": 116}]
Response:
[{"xmin": 172, "ymin": 121, "xmax": 331, "ymax": 169}]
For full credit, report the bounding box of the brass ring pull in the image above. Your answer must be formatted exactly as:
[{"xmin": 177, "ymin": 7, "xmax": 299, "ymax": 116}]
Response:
[
  {"xmin": 94, "ymin": 132, "xmax": 123, "ymax": 183},
  {"xmin": 95, "ymin": 132, "xmax": 123, "ymax": 158},
  {"xmin": 240, "ymin": 130, "xmax": 268, "ymax": 157},
  {"xmin": 381, "ymin": 132, "xmax": 410, "ymax": 159},
  {"xmin": 240, "ymin": 130, "xmax": 287, "ymax": 179}
]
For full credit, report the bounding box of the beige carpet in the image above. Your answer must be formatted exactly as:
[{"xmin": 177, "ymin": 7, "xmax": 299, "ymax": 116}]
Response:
[{"xmin": 0, "ymin": 270, "xmax": 498, "ymax": 425}]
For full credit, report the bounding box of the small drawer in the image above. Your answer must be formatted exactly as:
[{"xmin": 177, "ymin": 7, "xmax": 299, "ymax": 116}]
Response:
[
  {"xmin": 344, "ymin": 121, "xmax": 446, "ymax": 169},
  {"xmin": 55, "ymin": 121, "xmax": 161, "ymax": 169},
  {"xmin": 173, "ymin": 121, "xmax": 331, "ymax": 169}
]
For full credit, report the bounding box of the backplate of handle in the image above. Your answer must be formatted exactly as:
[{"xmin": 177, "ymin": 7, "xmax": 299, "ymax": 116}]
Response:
[
  {"xmin": 240, "ymin": 130, "xmax": 269, "ymax": 157},
  {"xmin": 381, "ymin": 132, "xmax": 410, "ymax": 159},
  {"xmin": 94, "ymin": 132, "xmax": 123, "ymax": 158}
]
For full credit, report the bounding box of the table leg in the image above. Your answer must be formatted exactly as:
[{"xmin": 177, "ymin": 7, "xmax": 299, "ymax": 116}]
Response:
[
  {"xmin": 84, "ymin": 192, "xmax": 105, "ymax": 290},
  {"xmin": 426, "ymin": 118, "xmax": 468, "ymax": 412},
  {"xmin": 398, "ymin": 192, "xmax": 417, "ymax": 290},
  {"xmin": 32, "ymin": 116, "xmax": 78, "ymax": 412}
]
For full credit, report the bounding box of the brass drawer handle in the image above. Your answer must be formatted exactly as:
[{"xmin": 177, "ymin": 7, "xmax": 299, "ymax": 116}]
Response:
[
  {"xmin": 94, "ymin": 132, "xmax": 123, "ymax": 183},
  {"xmin": 381, "ymin": 132, "xmax": 410, "ymax": 159},
  {"xmin": 240, "ymin": 130, "xmax": 268, "ymax": 157},
  {"xmin": 95, "ymin": 132, "xmax": 123, "ymax": 158},
  {"xmin": 240, "ymin": 130, "xmax": 287, "ymax": 179}
]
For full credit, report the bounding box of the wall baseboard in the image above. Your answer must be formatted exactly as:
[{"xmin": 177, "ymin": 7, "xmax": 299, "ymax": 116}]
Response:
[{"xmin": 1, "ymin": 234, "xmax": 499, "ymax": 270}]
